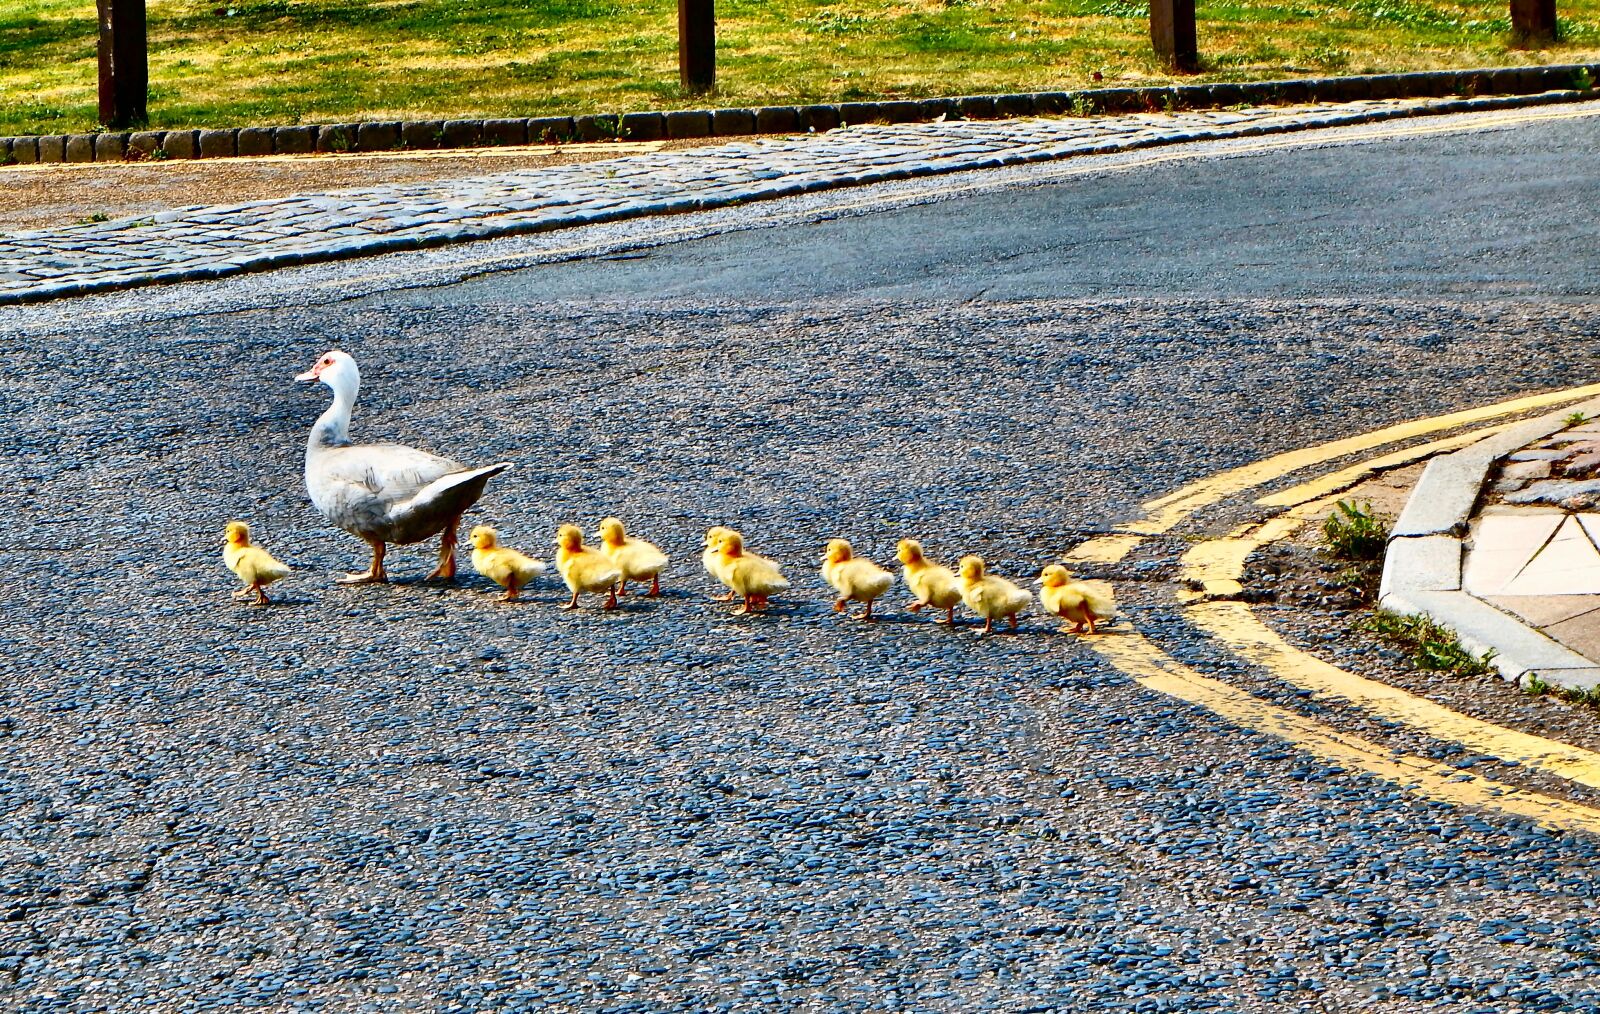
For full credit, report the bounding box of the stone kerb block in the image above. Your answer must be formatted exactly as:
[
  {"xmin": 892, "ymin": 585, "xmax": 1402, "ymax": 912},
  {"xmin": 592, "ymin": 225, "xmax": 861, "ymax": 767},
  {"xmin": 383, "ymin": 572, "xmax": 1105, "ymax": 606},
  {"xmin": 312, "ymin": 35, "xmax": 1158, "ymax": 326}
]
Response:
[
  {"xmin": 711, "ymin": 108, "xmax": 756, "ymax": 136},
  {"xmin": 528, "ymin": 117, "xmax": 574, "ymax": 143},
  {"xmin": 878, "ymin": 101, "xmax": 922, "ymax": 123},
  {"xmin": 620, "ymin": 112, "xmax": 665, "ymax": 141},
  {"xmin": 798, "ymin": 105, "xmax": 841, "ymax": 132},
  {"xmin": 65, "ymin": 133, "xmax": 96, "ymax": 162},
  {"xmin": 401, "ymin": 120, "xmax": 445, "ymax": 149},
  {"xmin": 37, "ymin": 136, "xmax": 67, "ymax": 162},
  {"xmin": 752, "ymin": 107, "xmax": 798, "ymax": 134},
  {"xmin": 356, "ymin": 122, "xmax": 401, "ymax": 151},
  {"xmin": 199, "ymin": 129, "xmax": 237, "ymax": 158},
  {"xmin": 482, "ymin": 119, "xmax": 527, "ymax": 146},
  {"xmin": 917, "ymin": 98, "xmax": 956, "ymax": 120},
  {"xmin": 10, "ymin": 136, "xmax": 39, "ymax": 164},
  {"xmin": 573, "ymin": 115, "xmax": 618, "ymax": 142},
  {"xmin": 94, "ymin": 132, "xmax": 128, "ymax": 161},
  {"xmin": 162, "ymin": 130, "xmax": 199, "ymax": 159},
  {"xmin": 992, "ymin": 93, "xmax": 1035, "ymax": 118},
  {"xmin": 273, "ymin": 126, "xmax": 315, "ymax": 154},
  {"xmin": 237, "ymin": 127, "xmax": 274, "ymax": 156},
  {"xmin": 837, "ymin": 102, "xmax": 883, "ymax": 125},
  {"xmin": 664, "ymin": 110, "xmax": 712, "ymax": 139},
  {"xmin": 956, "ymin": 95, "xmax": 997, "ymax": 119},
  {"xmin": 315, "ymin": 123, "xmax": 358, "ymax": 152},
  {"xmin": 440, "ymin": 120, "xmax": 483, "ymax": 148},
  {"xmin": 128, "ymin": 131, "xmax": 163, "ymax": 157}
]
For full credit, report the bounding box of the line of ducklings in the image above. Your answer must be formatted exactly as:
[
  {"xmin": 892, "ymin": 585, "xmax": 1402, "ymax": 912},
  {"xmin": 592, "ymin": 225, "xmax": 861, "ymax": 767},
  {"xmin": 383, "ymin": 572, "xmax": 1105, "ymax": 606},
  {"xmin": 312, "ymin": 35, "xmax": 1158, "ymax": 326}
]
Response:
[{"xmin": 223, "ymin": 519, "xmax": 1116, "ymax": 636}]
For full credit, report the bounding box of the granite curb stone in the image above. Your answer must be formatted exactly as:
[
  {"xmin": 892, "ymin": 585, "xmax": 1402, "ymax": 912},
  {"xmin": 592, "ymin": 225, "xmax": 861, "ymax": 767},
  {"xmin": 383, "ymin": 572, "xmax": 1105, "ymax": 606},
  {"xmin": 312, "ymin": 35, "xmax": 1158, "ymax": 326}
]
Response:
[
  {"xmin": 237, "ymin": 127, "xmax": 274, "ymax": 157},
  {"xmin": 161, "ymin": 130, "xmax": 198, "ymax": 159},
  {"xmin": 198, "ymin": 129, "xmax": 237, "ymax": 159},
  {"xmin": 93, "ymin": 133, "xmax": 127, "ymax": 162},
  {"xmin": 64, "ymin": 134, "xmax": 95, "ymax": 163},
  {"xmin": 273, "ymin": 126, "xmax": 315, "ymax": 154}
]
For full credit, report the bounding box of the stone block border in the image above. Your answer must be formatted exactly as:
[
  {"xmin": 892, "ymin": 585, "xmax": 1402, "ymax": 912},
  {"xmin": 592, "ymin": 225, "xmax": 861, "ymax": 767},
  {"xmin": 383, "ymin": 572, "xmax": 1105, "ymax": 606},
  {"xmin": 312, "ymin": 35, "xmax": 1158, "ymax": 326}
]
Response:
[
  {"xmin": 1379, "ymin": 395, "xmax": 1600, "ymax": 691},
  {"xmin": 4, "ymin": 63, "xmax": 1597, "ymax": 166}
]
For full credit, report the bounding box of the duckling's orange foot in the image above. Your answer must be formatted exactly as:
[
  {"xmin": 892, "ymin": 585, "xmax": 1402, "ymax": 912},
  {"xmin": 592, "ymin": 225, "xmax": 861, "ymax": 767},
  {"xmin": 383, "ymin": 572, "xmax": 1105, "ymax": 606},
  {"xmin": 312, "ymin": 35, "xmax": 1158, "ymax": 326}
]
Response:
[
  {"xmin": 832, "ymin": 599, "xmax": 847, "ymax": 614},
  {"xmin": 603, "ymin": 589, "xmax": 619, "ymax": 610},
  {"xmin": 231, "ymin": 588, "xmax": 254, "ymax": 600},
  {"xmin": 253, "ymin": 586, "xmax": 273, "ymax": 606},
  {"xmin": 711, "ymin": 591, "xmax": 737, "ymax": 602},
  {"xmin": 648, "ymin": 575, "xmax": 661, "ymax": 597}
]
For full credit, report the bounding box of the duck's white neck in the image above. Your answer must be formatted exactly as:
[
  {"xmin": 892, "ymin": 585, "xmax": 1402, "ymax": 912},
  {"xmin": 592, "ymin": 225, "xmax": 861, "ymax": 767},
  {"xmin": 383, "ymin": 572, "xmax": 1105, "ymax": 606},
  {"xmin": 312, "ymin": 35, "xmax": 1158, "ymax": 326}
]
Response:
[{"xmin": 309, "ymin": 367, "xmax": 359, "ymax": 450}]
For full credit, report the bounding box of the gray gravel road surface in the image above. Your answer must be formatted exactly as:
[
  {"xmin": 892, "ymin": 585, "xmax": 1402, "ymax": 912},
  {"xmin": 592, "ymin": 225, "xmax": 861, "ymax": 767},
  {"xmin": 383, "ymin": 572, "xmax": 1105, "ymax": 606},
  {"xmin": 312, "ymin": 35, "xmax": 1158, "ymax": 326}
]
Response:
[{"xmin": 5, "ymin": 112, "xmax": 1600, "ymax": 1013}]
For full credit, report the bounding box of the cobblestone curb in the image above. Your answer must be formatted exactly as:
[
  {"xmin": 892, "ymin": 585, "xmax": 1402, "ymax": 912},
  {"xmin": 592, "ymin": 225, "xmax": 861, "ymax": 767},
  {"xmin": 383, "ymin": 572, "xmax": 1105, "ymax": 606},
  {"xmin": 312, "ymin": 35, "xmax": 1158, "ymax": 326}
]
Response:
[
  {"xmin": 0, "ymin": 92, "xmax": 1591, "ymax": 306},
  {"xmin": 1380, "ymin": 396, "xmax": 1600, "ymax": 691},
  {"xmin": 3, "ymin": 63, "xmax": 1597, "ymax": 165}
]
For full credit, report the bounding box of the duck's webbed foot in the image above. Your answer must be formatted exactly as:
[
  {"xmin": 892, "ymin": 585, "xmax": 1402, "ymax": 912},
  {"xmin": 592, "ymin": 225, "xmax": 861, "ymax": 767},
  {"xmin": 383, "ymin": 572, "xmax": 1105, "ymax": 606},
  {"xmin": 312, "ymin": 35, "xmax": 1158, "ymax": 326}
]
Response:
[
  {"xmin": 339, "ymin": 541, "xmax": 388, "ymax": 585},
  {"xmin": 425, "ymin": 518, "xmax": 461, "ymax": 582}
]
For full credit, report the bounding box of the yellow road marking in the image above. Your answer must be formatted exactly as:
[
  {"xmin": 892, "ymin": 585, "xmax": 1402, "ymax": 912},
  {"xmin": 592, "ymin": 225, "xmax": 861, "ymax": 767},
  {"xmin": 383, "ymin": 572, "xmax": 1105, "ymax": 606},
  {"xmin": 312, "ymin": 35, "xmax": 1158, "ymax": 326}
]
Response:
[
  {"xmin": 1071, "ymin": 385, "xmax": 1600, "ymax": 566},
  {"xmin": 1137, "ymin": 384, "xmax": 1600, "ymax": 531},
  {"xmin": 1255, "ymin": 422, "xmax": 1514, "ymax": 509},
  {"xmin": 1176, "ymin": 425, "xmax": 1515, "ymax": 597},
  {"xmin": 1188, "ymin": 601, "xmax": 1600, "ymax": 791},
  {"xmin": 1091, "ymin": 632, "xmax": 1600, "ymax": 835}
]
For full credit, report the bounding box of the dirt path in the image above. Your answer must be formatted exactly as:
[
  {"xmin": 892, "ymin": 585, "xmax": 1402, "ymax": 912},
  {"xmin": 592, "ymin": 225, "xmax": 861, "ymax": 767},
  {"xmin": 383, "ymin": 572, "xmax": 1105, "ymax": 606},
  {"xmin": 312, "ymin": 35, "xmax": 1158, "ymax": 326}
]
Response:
[{"xmin": 0, "ymin": 138, "xmax": 732, "ymax": 232}]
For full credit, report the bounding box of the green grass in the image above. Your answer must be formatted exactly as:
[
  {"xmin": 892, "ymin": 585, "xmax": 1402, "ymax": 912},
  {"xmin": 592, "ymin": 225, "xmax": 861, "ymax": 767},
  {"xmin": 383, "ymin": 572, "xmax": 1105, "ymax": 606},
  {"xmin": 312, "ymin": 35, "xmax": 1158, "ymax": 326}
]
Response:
[{"xmin": 3, "ymin": 0, "xmax": 1600, "ymax": 135}]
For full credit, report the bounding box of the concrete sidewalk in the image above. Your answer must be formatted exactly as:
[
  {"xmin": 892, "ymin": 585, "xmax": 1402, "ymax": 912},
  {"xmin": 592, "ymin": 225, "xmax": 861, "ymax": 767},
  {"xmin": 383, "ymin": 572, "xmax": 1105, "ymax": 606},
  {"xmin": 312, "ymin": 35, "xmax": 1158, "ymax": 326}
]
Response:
[
  {"xmin": 1382, "ymin": 399, "xmax": 1600, "ymax": 690},
  {"xmin": 0, "ymin": 91, "xmax": 1588, "ymax": 306}
]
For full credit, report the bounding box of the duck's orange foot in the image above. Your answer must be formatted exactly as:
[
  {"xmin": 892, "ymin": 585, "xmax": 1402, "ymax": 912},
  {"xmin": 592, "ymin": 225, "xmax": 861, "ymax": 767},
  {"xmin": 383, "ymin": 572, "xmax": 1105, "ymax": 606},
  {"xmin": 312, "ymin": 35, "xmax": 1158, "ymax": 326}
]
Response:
[{"xmin": 338, "ymin": 570, "xmax": 388, "ymax": 585}]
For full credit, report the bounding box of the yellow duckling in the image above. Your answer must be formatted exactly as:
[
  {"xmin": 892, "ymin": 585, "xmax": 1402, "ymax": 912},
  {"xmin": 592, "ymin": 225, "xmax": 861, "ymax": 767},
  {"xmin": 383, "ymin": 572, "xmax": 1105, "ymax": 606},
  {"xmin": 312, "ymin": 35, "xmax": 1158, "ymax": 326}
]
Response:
[
  {"xmin": 597, "ymin": 517, "xmax": 669, "ymax": 597},
  {"xmin": 555, "ymin": 524, "xmax": 622, "ymax": 611},
  {"xmin": 714, "ymin": 530, "xmax": 790, "ymax": 615},
  {"xmin": 703, "ymin": 526, "xmax": 736, "ymax": 601},
  {"xmin": 1038, "ymin": 564, "xmax": 1117, "ymax": 635},
  {"xmin": 897, "ymin": 539, "xmax": 963, "ymax": 624},
  {"xmin": 222, "ymin": 521, "xmax": 291, "ymax": 606},
  {"xmin": 957, "ymin": 555, "xmax": 1032, "ymax": 635},
  {"xmin": 469, "ymin": 526, "xmax": 548, "ymax": 602},
  {"xmin": 821, "ymin": 539, "xmax": 894, "ymax": 621}
]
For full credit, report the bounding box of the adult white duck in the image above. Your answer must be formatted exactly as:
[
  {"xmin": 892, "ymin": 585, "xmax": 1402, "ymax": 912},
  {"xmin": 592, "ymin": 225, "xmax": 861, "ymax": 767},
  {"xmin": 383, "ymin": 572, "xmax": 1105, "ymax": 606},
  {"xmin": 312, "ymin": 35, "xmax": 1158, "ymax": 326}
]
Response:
[{"xmin": 296, "ymin": 350, "xmax": 511, "ymax": 584}]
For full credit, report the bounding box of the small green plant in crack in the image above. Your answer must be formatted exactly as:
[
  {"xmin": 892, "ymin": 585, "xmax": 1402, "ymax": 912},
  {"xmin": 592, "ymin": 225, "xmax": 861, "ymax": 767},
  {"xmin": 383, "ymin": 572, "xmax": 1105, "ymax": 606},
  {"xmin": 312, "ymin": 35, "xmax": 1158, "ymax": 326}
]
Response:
[
  {"xmin": 1573, "ymin": 67, "xmax": 1595, "ymax": 91},
  {"xmin": 1566, "ymin": 410, "xmax": 1588, "ymax": 427},
  {"xmin": 1367, "ymin": 610, "xmax": 1498, "ymax": 677},
  {"xmin": 1321, "ymin": 499, "xmax": 1390, "ymax": 562},
  {"xmin": 1525, "ymin": 673, "xmax": 1551, "ymax": 696},
  {"xmin": 79, "ymin": 211, "xmax": 110, "ymax": 224}
]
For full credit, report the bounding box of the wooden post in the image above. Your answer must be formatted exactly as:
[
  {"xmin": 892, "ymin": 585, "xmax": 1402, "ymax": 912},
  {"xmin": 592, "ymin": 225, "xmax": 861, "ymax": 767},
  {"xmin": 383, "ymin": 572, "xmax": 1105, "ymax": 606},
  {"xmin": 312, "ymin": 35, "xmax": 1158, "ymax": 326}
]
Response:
[
  {"xmin": 97, "ymin": 0, "xmax": 148, "ymax": 128},
  {"xmin": 1149, "ymin": 0, "xmax": 1199, "ymax": 74},
  {"xmin": 678, "ymin": 0, "xmax": 715, "ymax": 94},
  {"xmin": 1510, "ymin": 0, "xmax": 1557, "ymax": 46}
]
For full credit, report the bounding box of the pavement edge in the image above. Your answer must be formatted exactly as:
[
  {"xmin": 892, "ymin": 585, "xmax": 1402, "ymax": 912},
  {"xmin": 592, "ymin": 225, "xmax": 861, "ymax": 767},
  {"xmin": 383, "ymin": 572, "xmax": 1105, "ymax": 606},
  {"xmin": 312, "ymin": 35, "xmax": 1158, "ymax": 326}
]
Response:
[{"xmin": 1379, "ymin": 396, "xmax": 1600, "ymax": 690}]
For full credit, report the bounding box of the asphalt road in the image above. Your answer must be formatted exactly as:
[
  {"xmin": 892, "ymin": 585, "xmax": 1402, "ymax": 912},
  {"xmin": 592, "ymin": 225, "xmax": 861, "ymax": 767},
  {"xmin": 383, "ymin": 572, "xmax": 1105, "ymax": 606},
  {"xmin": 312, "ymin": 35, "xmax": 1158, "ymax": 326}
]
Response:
[
  {"xmin": 6, "ymin": 111, "xmax": 1600, "ymax": 1013},
  {"xmin": 398, "ymin": 111, "xmax": 1600, "ymax": 304}
]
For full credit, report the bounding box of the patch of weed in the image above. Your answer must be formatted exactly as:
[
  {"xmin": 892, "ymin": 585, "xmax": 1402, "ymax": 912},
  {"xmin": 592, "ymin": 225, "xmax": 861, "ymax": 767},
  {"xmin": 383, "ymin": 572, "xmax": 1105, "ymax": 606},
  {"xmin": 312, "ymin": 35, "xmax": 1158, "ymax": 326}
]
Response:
[
  {"xmin": 1321, "ymin": 499, "xmax": 1390, "ymax": 563},
  {"xmin": 1367, "ymin": 609, "xmax": 1498, "ymax": 677}
]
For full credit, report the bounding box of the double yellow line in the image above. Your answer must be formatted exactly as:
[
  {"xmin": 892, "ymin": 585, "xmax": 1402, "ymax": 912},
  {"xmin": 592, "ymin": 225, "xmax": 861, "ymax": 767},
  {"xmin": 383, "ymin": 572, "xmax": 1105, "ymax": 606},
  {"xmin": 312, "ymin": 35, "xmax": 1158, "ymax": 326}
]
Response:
[{"xmin": 1083, "ymin": 382, "xmax": 1600, "ymax": 834}]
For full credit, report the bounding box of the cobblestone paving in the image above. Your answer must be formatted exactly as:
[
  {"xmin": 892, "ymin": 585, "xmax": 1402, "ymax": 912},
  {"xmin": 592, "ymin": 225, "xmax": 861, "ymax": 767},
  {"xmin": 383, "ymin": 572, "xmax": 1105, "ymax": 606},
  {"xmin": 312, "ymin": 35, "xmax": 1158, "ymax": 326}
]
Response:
[{"xmin": 0, "ymin": 93, "xmax": 1567, "ymax": 305}]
